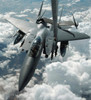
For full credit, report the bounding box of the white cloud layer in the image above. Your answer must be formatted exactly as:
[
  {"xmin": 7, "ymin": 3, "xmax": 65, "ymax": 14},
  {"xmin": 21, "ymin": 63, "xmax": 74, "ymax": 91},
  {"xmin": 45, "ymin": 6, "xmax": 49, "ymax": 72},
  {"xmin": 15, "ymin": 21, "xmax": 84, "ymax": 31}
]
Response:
[
  {"xmin": 0, "ymin": 0, "xmax": 91, "ymax": 100},
  {"xmin": 43, "ymin": 58, "xmax": 91, "ymax": 95},
  {"xmin": 18, "ymin": 84, "xmax": 85, "ymax": 100}
]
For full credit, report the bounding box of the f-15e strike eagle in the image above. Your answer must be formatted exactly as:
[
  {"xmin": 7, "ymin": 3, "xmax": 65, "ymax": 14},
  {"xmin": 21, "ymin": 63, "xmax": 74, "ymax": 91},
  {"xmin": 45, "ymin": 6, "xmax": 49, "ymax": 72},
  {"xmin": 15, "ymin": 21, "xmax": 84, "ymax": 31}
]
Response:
[{"xmin": 4, "ymin": 0, "xmax": 90, "ymax": 91}]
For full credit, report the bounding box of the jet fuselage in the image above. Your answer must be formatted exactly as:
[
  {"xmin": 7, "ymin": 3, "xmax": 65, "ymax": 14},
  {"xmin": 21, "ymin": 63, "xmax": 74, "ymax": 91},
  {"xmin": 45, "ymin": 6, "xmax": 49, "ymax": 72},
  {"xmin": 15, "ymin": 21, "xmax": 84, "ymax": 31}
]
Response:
[{"xmin": 19, "ymin": 24, "xmax": 54, "ymax": 91}]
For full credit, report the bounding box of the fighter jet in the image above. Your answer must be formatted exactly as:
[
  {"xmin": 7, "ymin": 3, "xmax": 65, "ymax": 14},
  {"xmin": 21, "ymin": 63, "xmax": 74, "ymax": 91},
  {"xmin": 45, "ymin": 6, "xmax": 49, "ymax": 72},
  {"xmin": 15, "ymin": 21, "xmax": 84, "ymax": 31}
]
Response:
[{"xmin": 4, "ymin": 0, "xmax": 90, "ymax": 91}]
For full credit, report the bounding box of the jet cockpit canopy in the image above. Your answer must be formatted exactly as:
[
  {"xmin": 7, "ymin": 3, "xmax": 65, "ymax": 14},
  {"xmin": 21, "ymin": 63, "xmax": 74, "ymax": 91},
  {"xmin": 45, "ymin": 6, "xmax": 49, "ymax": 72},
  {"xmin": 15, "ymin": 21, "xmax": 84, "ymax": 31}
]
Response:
[{"xmin": 29, "ymin": 36, "xmax": 42, "ymax": 57}]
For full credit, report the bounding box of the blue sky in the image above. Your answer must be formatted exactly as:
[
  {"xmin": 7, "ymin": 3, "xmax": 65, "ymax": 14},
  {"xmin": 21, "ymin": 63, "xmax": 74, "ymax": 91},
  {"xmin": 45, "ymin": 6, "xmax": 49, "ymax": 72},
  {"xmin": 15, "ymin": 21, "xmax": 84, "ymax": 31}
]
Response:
[
  {"xmin": 0, "ymin": 0, "xmax": 43, "ymax": 13},
  {"xmin": 0, "ymin": 0, "xmax": 90, "ymax": 17}
]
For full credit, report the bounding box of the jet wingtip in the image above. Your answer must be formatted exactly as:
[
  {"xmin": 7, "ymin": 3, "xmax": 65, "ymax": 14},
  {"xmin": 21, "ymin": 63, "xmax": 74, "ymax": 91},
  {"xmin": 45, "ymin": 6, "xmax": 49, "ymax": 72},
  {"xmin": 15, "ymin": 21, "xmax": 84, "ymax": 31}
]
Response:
[{"xmin": 85, "ymin": 34, "xmax": 90, "ymax": 39}]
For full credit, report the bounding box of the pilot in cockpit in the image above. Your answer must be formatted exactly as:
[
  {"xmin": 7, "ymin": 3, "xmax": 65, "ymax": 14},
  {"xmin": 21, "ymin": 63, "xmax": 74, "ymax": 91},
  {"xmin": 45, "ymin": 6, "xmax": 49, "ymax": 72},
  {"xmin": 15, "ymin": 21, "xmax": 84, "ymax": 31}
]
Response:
[{"xmin": 29, "ymin": 37, "xmax": 42, "ymax": 57}]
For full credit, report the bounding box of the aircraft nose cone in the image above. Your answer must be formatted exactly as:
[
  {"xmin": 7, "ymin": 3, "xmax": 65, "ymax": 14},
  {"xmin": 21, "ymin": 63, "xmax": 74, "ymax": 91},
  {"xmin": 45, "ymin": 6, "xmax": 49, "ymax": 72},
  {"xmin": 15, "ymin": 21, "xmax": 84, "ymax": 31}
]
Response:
[{"xmin": 19, "ymin": 55, "xmax": 38, "ymax": 91}]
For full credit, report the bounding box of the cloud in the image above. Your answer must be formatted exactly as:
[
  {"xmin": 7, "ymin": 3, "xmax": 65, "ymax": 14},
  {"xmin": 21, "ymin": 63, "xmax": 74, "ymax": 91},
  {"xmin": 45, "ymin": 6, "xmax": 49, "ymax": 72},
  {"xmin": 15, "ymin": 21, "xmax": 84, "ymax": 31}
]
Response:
[
  {"xmin": 0, "ymin": 74, "xmax": 18, "ymax": 100},
  {"xmin": 0, "ymin": 60, "xmax": 10, "ymax": 69},
  {"xmin": 20, "ymin": 9, "xmax": 32, "ymax": 14},
  {"xmin": 2, "ymin": 43, "xmax": 19, "ymax": 58},
  {"xmin": 43, "ymin": 57, "xmax": 91, "ymax": 95},
  {"xmin": 43, "ymin": 4, "xmax": 51, "ymax": 11},
  {"xmin": 18, "ymin": 84, "xmax": 85, "ymax": 100},
  {"xmin": 0, "ymin": 0, "xmax": 91, "ymax": 100}
]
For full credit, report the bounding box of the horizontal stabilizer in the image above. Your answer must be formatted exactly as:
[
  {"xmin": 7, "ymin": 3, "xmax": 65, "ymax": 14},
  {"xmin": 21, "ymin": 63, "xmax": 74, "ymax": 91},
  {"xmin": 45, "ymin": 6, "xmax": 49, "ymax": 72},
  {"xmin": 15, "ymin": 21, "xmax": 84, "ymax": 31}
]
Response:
[
  {"xmin": 57, "ymin": 29, "xmax": 90, "ymax": 41},
  {"xmin": 43, "ymin": 17, "xmax": 75, "ymax": 27}
]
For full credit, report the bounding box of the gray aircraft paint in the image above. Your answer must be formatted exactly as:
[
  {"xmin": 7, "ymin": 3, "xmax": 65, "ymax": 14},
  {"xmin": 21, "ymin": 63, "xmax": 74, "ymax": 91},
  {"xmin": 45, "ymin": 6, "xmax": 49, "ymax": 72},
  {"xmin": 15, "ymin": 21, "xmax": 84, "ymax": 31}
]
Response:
[
  {"xmin": 4, "ymin": 0, "xmax": 90, "ymax": 92},
  {"xmin": 51, "ymin": 0, "xmax": 58, "ymax": 39},
  {"xmin": 19, "ymin": 42, "xmax": 43, "ymax": 91},
  {"xmin": 19, "ymin": 24, "xmax": 47, "ymax": 91}
]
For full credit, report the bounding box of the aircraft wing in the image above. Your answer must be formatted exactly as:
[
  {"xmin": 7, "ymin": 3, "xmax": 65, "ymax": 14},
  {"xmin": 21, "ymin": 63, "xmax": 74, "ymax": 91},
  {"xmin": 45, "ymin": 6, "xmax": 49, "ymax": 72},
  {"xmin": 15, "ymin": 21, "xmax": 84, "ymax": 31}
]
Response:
[
  {"xmin": 5, "ymin": 17, "xmax": 36, "ymax": 33},
  {"xmin": 59, "ymin": 21, "xmax": 74, "ymax": 26},
  {"xmin": 57, "ymin": 29, "xmax": 90, "ymax": 41},
  {"xmin": 43, "ymin": 17, "xmax": 75, "ymax": 27},
  {"xmin": 43, "ymin": 17, "xmax": 53, "ymax": 24}
]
